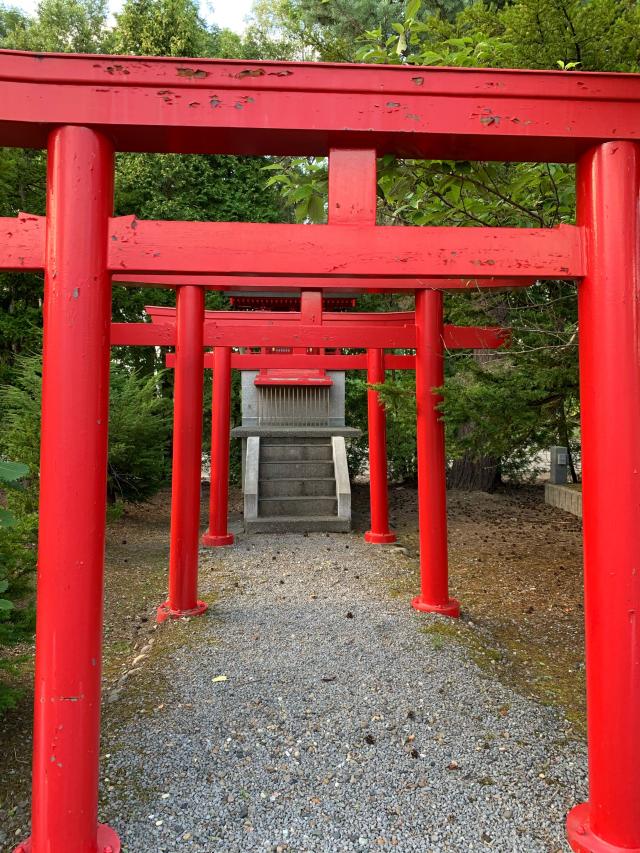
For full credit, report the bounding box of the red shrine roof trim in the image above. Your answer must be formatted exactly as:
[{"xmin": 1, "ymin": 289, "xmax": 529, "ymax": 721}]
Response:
[{"xmin": 229, "ymin": 294, "xmax": 357, "ymax": 311}]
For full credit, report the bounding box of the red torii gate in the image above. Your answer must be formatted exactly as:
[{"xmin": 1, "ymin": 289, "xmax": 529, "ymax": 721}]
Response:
[
  {"xmin": 112, "ymin": 297, "xmax": 509, "ymax": 615},
  {"xmin": 0, "ymin": 48, "xmax": 637, "ymax": 853}
]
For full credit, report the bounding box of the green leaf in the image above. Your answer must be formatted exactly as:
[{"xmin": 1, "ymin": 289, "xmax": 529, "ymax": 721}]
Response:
[
  {"xmin": 0, "ymin": 461, "xmax": 29, "ymax": 483},
  {"xmin": 0, "ymin": 599, "xmax": 15, "ymax": 612},
  {"xmin": 0, "ymin": 508, "xmax": 17, "ymax": 529},
  {"xmin": 406, "ymin": 0, "xmax": 421, "ymax": 20},
  {"xmin": 264, "ymin": 174, "xmax": 290, "ymax": 188},
  {"xmin": 294, "ymin": 199, "xmax": 309, "ymax": 222},
  {"xmin": 289, "ymin": 184, "xmax": 314, "ymax": 202},
  {"xmin": 307, "ymin": 193, "xmax": 325, "ymax": 223}
]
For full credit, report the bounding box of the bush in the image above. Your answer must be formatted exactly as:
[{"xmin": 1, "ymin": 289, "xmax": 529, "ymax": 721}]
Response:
[
  {"xmin": 0, "ymin": 461, "xmax": 36, "ymax": 714},
  {"xmin": 347, "ymin": 370, "xmax": 419, "ymax": 484},
  {"xmin": 1, "ymin": 354, "xmax": 173, "ymax": 507},
  {"xmin": 107, "ymin": 367, "xmax": 172, "ymax": 503}
]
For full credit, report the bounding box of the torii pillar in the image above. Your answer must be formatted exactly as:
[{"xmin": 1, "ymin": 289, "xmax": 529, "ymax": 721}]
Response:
[
  {"xmin": 566, "ymin": 142, "xmax": 640, "ymax": 852},
  {"xmin": 157, "ymin": 285, "xmax": 208, "ymax": 622},
  {"xmin": 17, "ymin": 127, "xmax": 121, "ymax": 853},
  {"xmin": 412, "ymin": 289, "xmax": 460, "ymax": 618},
  {"xmin": 202, "ymin": 345, "xmax": 234, "ymax": 546},
  {"xmin": 364, "ymin": 347, "xmax": 396, "ymax": 544}
]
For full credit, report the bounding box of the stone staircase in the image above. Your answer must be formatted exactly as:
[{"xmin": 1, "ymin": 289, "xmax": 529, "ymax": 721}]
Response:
[{"xmin": 245, "ymin": 435, "xmax": 351, "ymax": 533}]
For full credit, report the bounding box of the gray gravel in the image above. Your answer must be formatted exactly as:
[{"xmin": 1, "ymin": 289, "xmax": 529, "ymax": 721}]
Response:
[{"xmin": 101, "ymin": 532, "xmax": 586, "ymax": 852}]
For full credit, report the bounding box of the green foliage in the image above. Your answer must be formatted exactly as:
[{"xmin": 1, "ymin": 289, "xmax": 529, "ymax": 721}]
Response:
[
  {"xmin": 347, "ymin": 370, "xmax": 419, "ymax": 482},
  {"xmin": 0, "ymin": 355, "xmax": 42, "ymax": 516},
  {"xmin": 0, "ymin": 462, "xmax": 29, "ymax": 531},
  {"xmin": 0, "ymin": 145, "xmax": 46, "ymax": 387},
  {"xmin": 373, "ymin": 371, "xmax": 419, "ymax": 481},
  {"xmin": 1, "ymin": 0, "xmax": 109, "ymax": 52},
  {"xmin": 112, "ymin": 0, "xmax": 212, "ymax": 56},
  {"xmin": 248, "ymin": 0, "xmax": 463, "ymax": 62},
  {"xmin": 0, "ymin": 461, "xmax": 36, "ymax": 714},
  {"xmin": 263, "ymin": 158, "xmax": 328, "ymax": 222},
  {"xmin": 0, "ymin": 355, "xmax": 173, "ymax": 507},
  {"xmin": 107, "ymin": 368, "xmax": 172, "ymax": 503}
]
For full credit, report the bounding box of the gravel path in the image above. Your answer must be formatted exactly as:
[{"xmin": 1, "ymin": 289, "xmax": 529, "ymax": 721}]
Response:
[{"xmin": 102, "ymin": 531, "xmax": 586, "ymax": 853}]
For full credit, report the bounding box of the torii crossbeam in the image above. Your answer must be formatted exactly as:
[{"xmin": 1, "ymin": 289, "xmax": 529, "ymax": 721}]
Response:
[{"xmin": 1, "ymin": 48, "xmax": 638, "ymax": 853}]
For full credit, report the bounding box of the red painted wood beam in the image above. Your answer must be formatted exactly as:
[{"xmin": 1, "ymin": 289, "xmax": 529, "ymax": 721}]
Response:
[
  {"xmin": 111, "ymin": 321, "xmax": 509, "ymax": 350},
  {"xmin": 112, "ymin": 273, "xmax": 539, "ymax": 291},
  {"xmin": 145, "ymin": 306, "xmax": 511, "ymax": 349},
  {"xmin": 117, "ymin": 322, "xmax": 416, "ymax": 348},
  {"xmin": 0, "ymin": 219, "xmax": 553, "ymax": 287},
  {"xmin": 107, "ymin": 217, "xmax": 582, "ymax": 280},
  {"xmin": 145, "ymin": 306, "xmax": 418, "ymax": 326},
  {"xmin": 111, "ymin": 323, "xmax": 174, "ymax": 345},
  {"xmin": 167, "ymin": 353, "xmax": 377, "ymax": 370},
  {"xmin": 0, "ymin": 214, "xmax": 45, "ymax": 270},
  {"xmin": 3, "ymin": 50, "xmax": 640, "ymax": 163}
]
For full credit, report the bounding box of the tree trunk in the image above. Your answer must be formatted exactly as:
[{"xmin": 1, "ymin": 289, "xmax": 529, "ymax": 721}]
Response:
[
  {"xmin": 447, "ymin": 454, "xmax": 501, "ymax": 491},
  {"xmin": 446, "ymin": 339, "xmax": 503, "ymax": 492}
]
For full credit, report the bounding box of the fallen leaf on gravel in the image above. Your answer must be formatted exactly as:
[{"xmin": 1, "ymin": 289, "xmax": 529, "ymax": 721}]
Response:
[
  {"xmin": 321, "ymin": 676, "xmax": 337, "ymax": 682},
  {"xmin": 212, "ymin": 675, "xmax": 228, "ymax": 683},
  {"xmin": 447, "ymin": 761, "xmax": 460, "ymax": 771}
]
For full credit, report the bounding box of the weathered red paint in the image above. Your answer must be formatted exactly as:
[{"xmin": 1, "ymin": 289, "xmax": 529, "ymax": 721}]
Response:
[
  {"xmin": 112, "ymin": 317, "xmax": 510, "ymax": 352},
  {"xmin": 0, "ymin": 213, "xmax": 45, "ymax": 270},
  {"xmin": 412, "ymin": 290, "xmax": 460, "ymax": 619},
  {"xmin": 328, "ymin": 148, "xmax": 377, "ymax": 225},
  {"xmin": 364, "ymin": 348, "xmax": 396, "ymax": 545},
  {"xmin": 3, "ymin": 50, "xmax": 640, "ymax": 163},
  {"xmin": 107, "ymin": 217, "xmax": 581, "ymax": 280},
  {"xmin": 157, "ymin": 285, "xmax": 208, "ymax": 623},
  {"xmin": 15, "ymin": 127, "xmax": 120, "ymax": 853},
  {"xmin": 202, "ymin": 347, "xmax": 234, "ymax": 548},
  {"xmin": 566, "ymin": 142, "xmax": 640, "ymax": 853}
]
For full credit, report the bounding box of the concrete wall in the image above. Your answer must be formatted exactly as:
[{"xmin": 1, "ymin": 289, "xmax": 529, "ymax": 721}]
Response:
[
  {"xmin": 241, "ymin": 370, "xmax": 260, "ymax": 426},
  {"xmin": 544, "ymin": 483, "xmax": 582, "ymax": 518}
]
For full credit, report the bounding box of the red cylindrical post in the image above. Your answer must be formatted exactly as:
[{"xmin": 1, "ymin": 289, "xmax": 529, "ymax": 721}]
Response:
[
  {"xmin": 411, "ymin": 289, "xmax": 460, "ymax": 618},
  {"xmin": 157, "ymin": 285, "xmax": 208, "ymax": 622},
  {"xmin": 15, "ymin": 127, "xmax": 120, "ymax": 853},
  {"xmin": 566, "ymin": 142, "xmax": 640, "ymax": 853},
  {"xmin": 202, "ymin": 346, "xmax": 234, "ymax": 547},
  {"xmin": 364, "ymin": 348, "xmax": 396, "ymax": 544}
]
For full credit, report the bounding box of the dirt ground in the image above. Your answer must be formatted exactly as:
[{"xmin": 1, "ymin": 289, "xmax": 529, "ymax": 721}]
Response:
[{"xmin": 0, "ymin": 483, "xmax": 585, "ymax": 847}]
